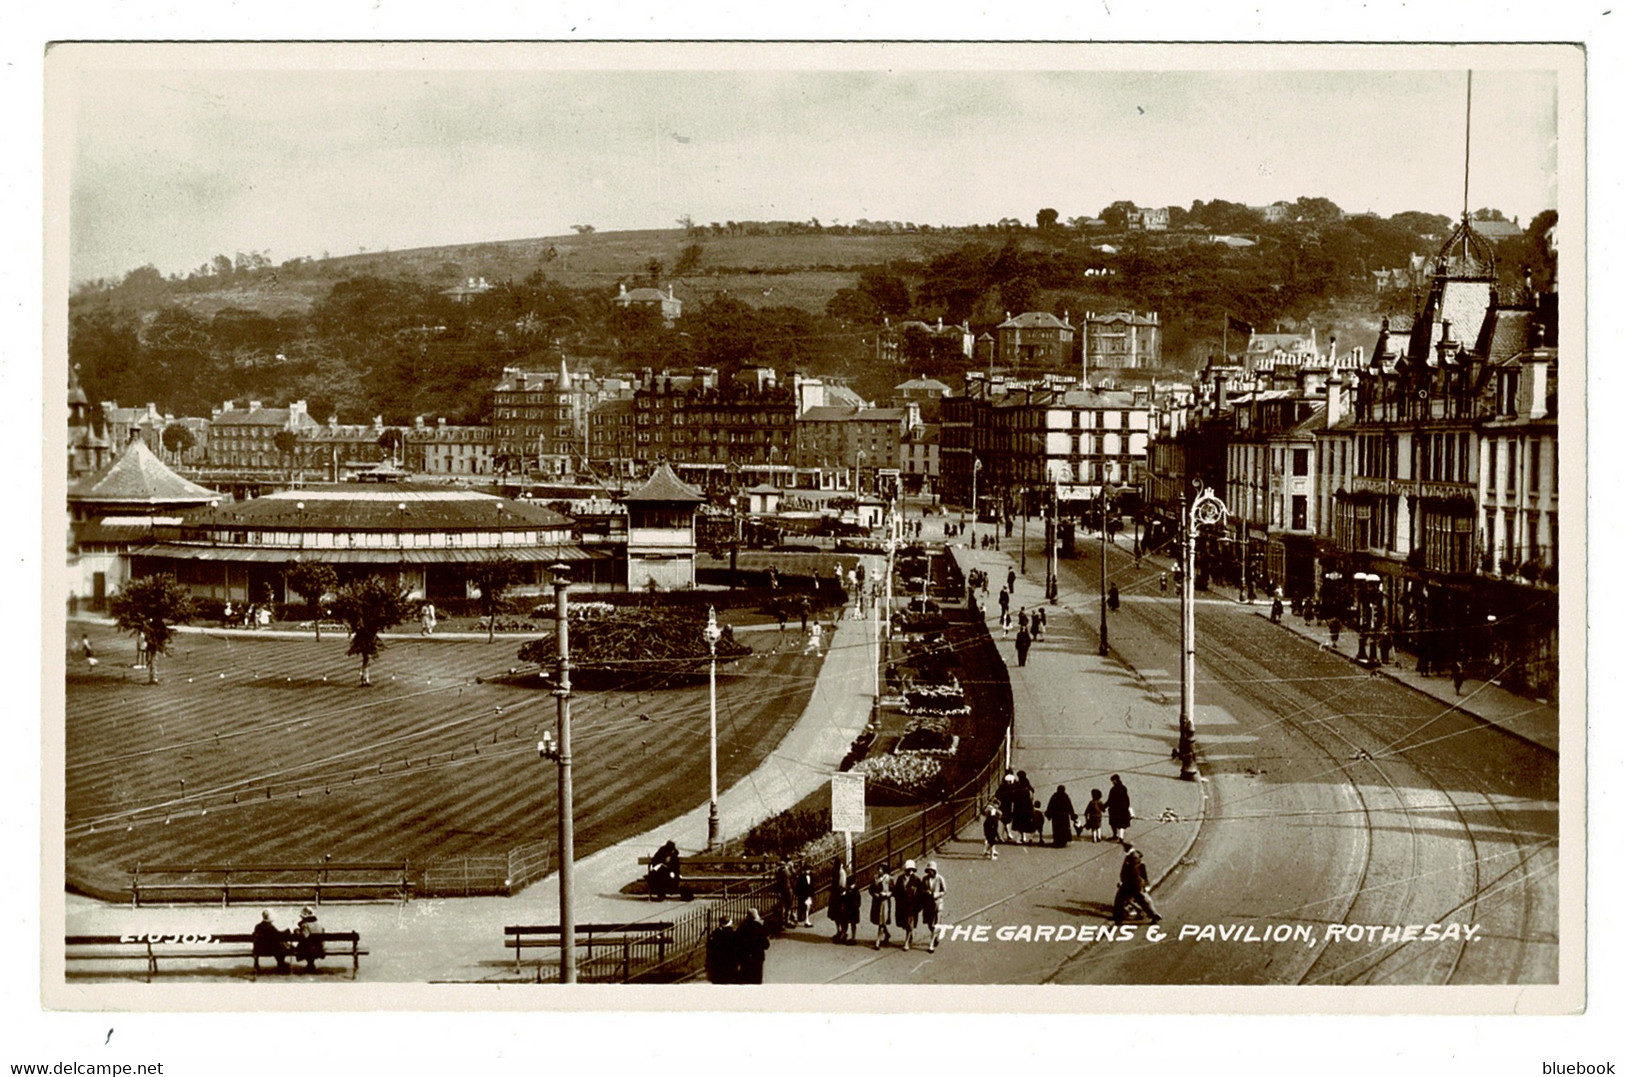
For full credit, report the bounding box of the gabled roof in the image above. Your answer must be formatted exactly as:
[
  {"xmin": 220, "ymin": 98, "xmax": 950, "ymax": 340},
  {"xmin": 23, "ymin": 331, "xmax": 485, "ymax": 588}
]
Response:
[
  {"xmin": 821, "ymin": 384, "xmax": 868, "ymax": 408},
  {"xmin": 998, "ymin": 311, "xmax": 1074, "ymax": 330},
  {"xmin": 615, "ymin": 287, "xmax": 676, "ymax": 303},
  {"xmin": 799, "ymin": 405, "xmax": 860, "ymax": 423},
  {"xmin": 68, "ymin": 438, "xmax": 220, "ymax": 506},
  {"xmin": 212, "ymin": 406, "xmax": 316, "ymax": 429},
  {"xmin": 1475, "ymin": 307, "xmax": 1540, "ymax": 363},
  {"xmin": 1248, "ymin": 333, "xmax": 1314, "ymax": 353},
  {"xmin": 621, "ymin": 463, "xmax": 706, "ymax": 504},
  {"xmin": 1283, "ymin": 403, "xmax": 1328, "ymax": 437},
  {"xmin": 895, "ymin": 377, "xmax": 951, "ymax": 392}
]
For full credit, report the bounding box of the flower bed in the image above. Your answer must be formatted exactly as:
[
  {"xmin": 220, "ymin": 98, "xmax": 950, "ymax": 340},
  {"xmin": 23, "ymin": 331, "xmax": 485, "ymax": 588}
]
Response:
[
  {"xmin": 903, "ymin": 681, "xmax": 969, "ymax": 719},
  {"xmin": 851, "ymin": 752, "xmax": 944, "ymax": 800},
  {"xmin": 894, "ymin": 714, "xmax": 957, "ymax": 754}
]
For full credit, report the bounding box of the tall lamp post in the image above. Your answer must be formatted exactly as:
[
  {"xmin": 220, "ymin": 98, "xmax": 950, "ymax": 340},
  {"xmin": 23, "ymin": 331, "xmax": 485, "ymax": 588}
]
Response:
[
  {"xmin": 703, "ymin": 606, "xmax": 723, "ymax": 849},
  {"xmin": 536, "ymin": 564, "xmax": 577, "ymax": 981},
  {"xmin": 1179, "ymin": 486, "xmax": 1228, "ymax": 781},
  {"xmin": 970, "ymin": 457, "xmax": 982, "ymax": 548},
  {"xmin": 1098, "ymin": 485, "xmax": 1111, "ymax": 656}
]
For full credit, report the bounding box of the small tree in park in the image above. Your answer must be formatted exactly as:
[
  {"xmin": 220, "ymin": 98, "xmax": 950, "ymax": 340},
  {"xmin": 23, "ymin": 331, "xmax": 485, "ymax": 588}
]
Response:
[
  {"xmin": 330, "ymin": 575, "xmax": 414, "ymax": 686},
  {"xmin": 285, "ymin": 559, "xmax": 339, "ymax": 640},
  {"xmin": 108, "ymin": 574, "xmax": 195, "ymax": 685},
  {"xmin": 468, "ymin": 555, "xmax": 522, "ymax": 643},
  {"xmin": 160, "ymin": 424, "xmax": 196, "ymax": 463}
]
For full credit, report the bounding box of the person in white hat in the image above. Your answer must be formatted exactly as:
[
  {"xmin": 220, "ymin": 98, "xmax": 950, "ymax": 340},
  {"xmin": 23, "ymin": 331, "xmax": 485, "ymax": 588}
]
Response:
[{"xmin": 895, "ymin": 861, "xmax": 921, "ymax": 950}]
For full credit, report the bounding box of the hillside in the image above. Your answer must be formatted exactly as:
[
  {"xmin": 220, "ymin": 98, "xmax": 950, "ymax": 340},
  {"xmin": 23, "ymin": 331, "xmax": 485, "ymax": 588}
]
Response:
[{"xmin": 69, "ymin": 209, "xmax": 1553, "ymax": 424}]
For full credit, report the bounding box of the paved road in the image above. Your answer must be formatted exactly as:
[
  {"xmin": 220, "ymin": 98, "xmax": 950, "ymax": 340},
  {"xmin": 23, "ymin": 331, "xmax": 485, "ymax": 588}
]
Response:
[{"xmin": 1042, "ymin": 532, "xmax": 1559, "ymax": 986}]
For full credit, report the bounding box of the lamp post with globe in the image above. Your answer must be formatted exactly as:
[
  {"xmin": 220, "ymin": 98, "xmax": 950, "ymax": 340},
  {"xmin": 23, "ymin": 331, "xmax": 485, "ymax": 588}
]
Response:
[
  {"xmin": 1179, "ymin": 485, "xmax": 1228, "ymax": 780},
  {"xmin": 703, "ymin": 605, "xmax": 723, "ymax": 850}
]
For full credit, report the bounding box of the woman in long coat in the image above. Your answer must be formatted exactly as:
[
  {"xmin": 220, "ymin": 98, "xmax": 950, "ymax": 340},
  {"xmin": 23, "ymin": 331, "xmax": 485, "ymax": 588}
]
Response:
[
  {"xmin": 893, "ymin": 862, "xmax": 922, "ymax": 950},
  {"xmin": 868, "ymin": 865, "xmax": 894, "ymax": 949},
  {"xmin": 1105, "ymin": 774, "xmax": 1133, "ymax": 841},
  {"xmin": 1045, "ymin": 785, "xmax": 1077, "ymax": 848}
]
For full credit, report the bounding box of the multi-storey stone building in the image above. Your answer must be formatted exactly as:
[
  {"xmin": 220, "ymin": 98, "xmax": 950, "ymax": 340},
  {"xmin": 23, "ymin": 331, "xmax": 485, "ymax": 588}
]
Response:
[
  {"xmin": 206, "ymin": 400, "xmax": 320, "ymax": 472},
  {"xmin": 995, "ymin": 311, "xmax": 1076, "ymax": 372},
  {"xmin": 405, "ymin": 417, "xmax": 495, "ymax": 477},
  {"xmin": 1083, "ymin": 310, "xmax": 1162, "ymax": 373}
]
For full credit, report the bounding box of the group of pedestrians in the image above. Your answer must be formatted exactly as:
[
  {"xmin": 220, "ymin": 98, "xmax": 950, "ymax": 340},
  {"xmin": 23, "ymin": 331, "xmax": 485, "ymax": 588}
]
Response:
[
  {"xmin": 862, "ymin": 860, "xmax": 947, "ymax": 952},
  {"xmin": 983, "ymin": 772, "xmax": 1136, "ymax": 852},
  {"xmin": 705, "ymin": 908, "xmax": 771, "ymax": 983}
]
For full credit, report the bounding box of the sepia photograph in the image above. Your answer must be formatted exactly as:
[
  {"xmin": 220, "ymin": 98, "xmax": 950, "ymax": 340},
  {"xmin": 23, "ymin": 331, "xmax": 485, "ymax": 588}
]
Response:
[{"xmin": 16, "ymin": 19, "xmax": 1616, "ymax": 1075}]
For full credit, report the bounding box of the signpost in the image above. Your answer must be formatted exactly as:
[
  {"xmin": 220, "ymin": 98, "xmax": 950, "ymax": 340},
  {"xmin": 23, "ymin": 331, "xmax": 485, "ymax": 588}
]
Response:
[{"xmin": 830, "ymin": 773, "xmax": 867, "ymax": 870}]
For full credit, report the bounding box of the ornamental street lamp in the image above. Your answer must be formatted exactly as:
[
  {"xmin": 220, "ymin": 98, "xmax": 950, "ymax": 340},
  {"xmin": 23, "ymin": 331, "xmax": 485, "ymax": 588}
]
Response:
[
  {"xmin": 1099, "ymin": 485, "xmax": 1111, "ymax": 656},
  {"xmin": 1179, "ymin": 485, "xmax": 1228, "ymax": 781},
  {"xmin": 535, "ymin": 564, "xmax": 577, "ymax": 981},
  {"xmin": 703, "ymin": 605, "xmax": 723, "ymax": 850},
  {"xmin": 970, "ymin": 457, "xmax": 982, "ymax": 548}
]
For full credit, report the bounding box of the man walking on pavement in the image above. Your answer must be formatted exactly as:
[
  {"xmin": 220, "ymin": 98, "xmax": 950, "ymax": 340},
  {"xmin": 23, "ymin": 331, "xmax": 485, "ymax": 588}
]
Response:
[{"xmin": 1112, "ymin": 843, "xmax": 1161, "ymax": 926}]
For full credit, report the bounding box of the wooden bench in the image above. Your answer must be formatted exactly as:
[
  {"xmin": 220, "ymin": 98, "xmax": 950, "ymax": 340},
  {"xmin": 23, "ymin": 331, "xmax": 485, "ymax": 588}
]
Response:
[
  {"xmin": 634, "ymin": 855, "xmax": 775, "ymax": 894},
  {"xmin": 504, "ymin": 922, "xmax": 675, "ymax": 974},
  {"xmin": 65, "ymin": 931, "xmax": 366, "ymax": 982},
  {"xmin": 130, "ymin": 863, "xmax": 412, "ymax": 907}
]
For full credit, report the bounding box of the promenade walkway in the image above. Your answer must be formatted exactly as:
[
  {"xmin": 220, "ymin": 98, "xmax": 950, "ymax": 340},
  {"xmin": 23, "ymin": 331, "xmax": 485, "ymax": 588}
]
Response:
[{"xmin": 760, "ymin": 535, "xmax": 1207, "ymax": 985}]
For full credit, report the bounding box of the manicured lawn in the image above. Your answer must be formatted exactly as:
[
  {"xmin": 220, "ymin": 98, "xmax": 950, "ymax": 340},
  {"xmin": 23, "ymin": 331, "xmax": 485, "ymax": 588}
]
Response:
[{"xmin": 63, "ymin": 621, "xmax": 821, "ymax": 899}]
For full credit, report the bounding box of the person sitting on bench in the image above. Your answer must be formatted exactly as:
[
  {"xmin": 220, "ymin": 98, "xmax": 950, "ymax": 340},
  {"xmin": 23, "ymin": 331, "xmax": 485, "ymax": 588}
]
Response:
[
  {"xmin": 293, "ymin": 907, "xmax": 325, "ymax": 972},
  {"xmin": 648, "ymin": 840, "xmax": 682, "ymax": 901},
  {"xmin": 251, "ymin": 910, "xmax": 290, "ymax": 974}
]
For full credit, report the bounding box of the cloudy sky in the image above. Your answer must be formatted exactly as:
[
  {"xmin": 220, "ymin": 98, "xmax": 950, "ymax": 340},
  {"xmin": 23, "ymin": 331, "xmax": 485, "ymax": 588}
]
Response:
[{"xmin": 53, "ymin": 43, "xmax": 1566, "ymax": 284}]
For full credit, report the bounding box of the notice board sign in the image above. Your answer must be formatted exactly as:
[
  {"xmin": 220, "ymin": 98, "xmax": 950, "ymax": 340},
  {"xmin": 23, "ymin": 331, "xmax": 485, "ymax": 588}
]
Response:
[{"xmin": 830, "ymin": 772, "xmax": 866, "ymax": 833}]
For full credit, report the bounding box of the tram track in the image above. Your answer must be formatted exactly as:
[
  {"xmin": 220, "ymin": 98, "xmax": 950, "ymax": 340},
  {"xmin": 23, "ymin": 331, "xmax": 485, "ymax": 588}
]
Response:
[{"xmin": 1047, "ymin": 549, "xmax": 1557, "ymax": 985}]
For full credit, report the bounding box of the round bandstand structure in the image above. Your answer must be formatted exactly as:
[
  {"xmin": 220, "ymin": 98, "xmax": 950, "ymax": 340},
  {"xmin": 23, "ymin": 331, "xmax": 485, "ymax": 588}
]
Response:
[{"xmin": 131, "ymin": 483, "xmax": 598, "ymax": 604}]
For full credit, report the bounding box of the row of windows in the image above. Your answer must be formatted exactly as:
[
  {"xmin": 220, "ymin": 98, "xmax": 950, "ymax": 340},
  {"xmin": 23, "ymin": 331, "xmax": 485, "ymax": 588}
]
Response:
[{"xmin": 187, "ymin": 528, "xmax": 553, "ymax": 549}]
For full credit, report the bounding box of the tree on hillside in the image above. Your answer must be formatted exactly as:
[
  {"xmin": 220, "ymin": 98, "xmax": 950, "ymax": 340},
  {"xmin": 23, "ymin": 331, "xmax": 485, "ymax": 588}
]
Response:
[
  {"xmin": 571, "ymin": 224, "xmax": 596, "ymax": 235},
  {"xmin": 469, "ymin": 556, "xmax": 522, "ymax": 643},
  {"xmin": 330, "ymin": 575, "xmax": 414, "ymax": 686},
  {"xmin": 688, "ymin": 294, "xmax": 761, "ymax": 377},
  {"xmin": 1099, "ymin": 201, "xmax": 1139, "ymax": 229},
  {"xmin": 160, "ymin": 424, "xmax": 196, "ymax": 463},
  {"xmin": 378, "ymin": 427, "xmax": 403, "ymax": 465},
  {"xmin": 1036, "ymin": 208, "xmax": 1060, "ymax": 231},
  {"xmin": 1388, "ymin": 210, "xmax": 1453, "ymax": 238},
  {"xmin": 673, "ymin": 243, "xmax": 704, "ymax": 277},
  {"xmin": 285, "ymin": 560, "xmax": 339, "ymax": 640},
  {"xmin": 858, "ymin": 268, "xmax": 912, "ymax": 320},
  {"xmin": 273, "ymin": 430, "xmax": 299, "ymax": 478},
  {"xmin": 109, "ymin": 574, "xmax": 195, "ymax": 685}
]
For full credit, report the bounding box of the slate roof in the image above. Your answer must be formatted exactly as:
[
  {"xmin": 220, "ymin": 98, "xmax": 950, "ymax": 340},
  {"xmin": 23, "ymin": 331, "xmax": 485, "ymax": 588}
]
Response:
[
  {"xmin": 68, "ymin": 439, "xmax": 220, "ymax": 506},
  {"xmin": 895, "ymin": 378, "xmax": 952, "ymax": 393},
  {"xmin": 177, "ymin": 485, "xmax": 570, "ymax": 531},
  {"xmin": 998, "ymin": 311, "xmax": 1075, "ymax": 330},
  {"xmin": 799, "ymin": 405, "xmax": 860, "ymax": 423},
  {"xmin": 211, "ymin": 405, "xmax": 317, "ymax": 429},
  {"xmin": 616, "ymin": 287, "xmax": 674, "ymax": 303},
  {"xmin": 1284, "ymin": 403, "xmax": 1328, "ymax": 437},
  {"xmin": 821, "ymin": 384, "xmax": 868, "ymax": 408},
  {"xmin": 1248, "ymin": 333, "xmax": 1314, "ymax": 353},
  {"xmin": 621, "ymin": 464, "xmax": 706, "ymax": 504},
  {"xmin": 1475, "ymin": 308, "xmax": 1539, "ymax": 363}
]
